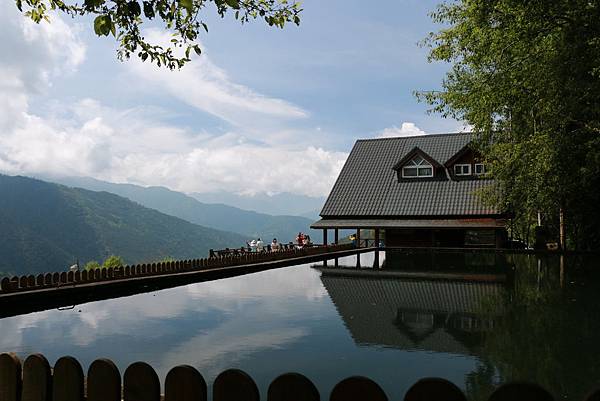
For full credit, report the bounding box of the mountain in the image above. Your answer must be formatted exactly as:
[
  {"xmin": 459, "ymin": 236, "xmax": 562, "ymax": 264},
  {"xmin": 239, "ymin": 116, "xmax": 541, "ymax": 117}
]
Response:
[
  {"xmin": 48, "ymin": 176, "xmax": 320, "ymax": 242},
  {"xmin": 190, "ymin": 191, "xmax": 325, "ymax": 217},
  {"xmin": 0, "ymin": 175, "xmax": 246, "ymax": 275}
]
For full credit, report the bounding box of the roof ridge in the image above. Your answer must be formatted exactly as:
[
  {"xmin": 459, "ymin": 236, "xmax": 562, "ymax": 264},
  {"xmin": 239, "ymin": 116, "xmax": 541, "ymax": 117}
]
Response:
[{"xmin": 356, "ymin": 132, "xmax": 472, "ymax": 142}]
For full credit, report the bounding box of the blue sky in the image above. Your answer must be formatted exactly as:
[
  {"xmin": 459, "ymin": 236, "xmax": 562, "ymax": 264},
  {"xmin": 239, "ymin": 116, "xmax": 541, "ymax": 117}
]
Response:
[{"xmin": 0, "ymin": 0, "xmax": 463, "ymax": 198}]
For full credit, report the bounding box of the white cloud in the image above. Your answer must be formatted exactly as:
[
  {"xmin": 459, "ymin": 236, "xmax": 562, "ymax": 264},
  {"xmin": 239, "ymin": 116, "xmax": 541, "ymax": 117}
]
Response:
[
  {"xmin": 0, "ymin": 10, "xmax": 346, "ymax": 198},
  {"xmin": 127, "ymin": 30, "xmax": 308, "ymax": 130},
  {"xmin": 377, "ymin": 122, "xmax": 427, "ymax": 138},
  {"xmin": 0, "ymin": 96, "xmax": 347, "ymax": 197}
]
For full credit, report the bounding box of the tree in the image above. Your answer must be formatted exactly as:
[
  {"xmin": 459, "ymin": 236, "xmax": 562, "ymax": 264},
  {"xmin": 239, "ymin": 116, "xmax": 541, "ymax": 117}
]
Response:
[
  {"xmin": 84, "ymin": 260, "xmax": 101, "ymax": 270},
  {"xmin": 103, "ymin": 255, "xmax": 125, "ymax": 268},
  {"xmin": 420, "ymin": 0, "xmax": 600, "ymax": 249},
  {"xmin": 15, "ymin": 0, "xmax": 301, "ymax": 69}
]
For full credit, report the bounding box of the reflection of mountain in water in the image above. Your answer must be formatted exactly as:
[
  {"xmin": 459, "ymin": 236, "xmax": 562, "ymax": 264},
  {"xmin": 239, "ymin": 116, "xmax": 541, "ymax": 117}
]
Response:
[{"xmin": 320, "ymin": 269, "xmax": 506, "ymax": 356}]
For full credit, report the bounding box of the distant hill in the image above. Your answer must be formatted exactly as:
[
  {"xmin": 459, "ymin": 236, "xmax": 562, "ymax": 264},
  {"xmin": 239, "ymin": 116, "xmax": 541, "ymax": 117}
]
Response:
[
  {"xmin": 0, "ymin": 175, "xmax": 246, "ymax": 275},
  {"xmin": 190, "ymin": 191, "xmax": 325, "ymax": 217},
  {"xmin": 49, "ymin": 176, "xmax": 319, "ymax": 243}
]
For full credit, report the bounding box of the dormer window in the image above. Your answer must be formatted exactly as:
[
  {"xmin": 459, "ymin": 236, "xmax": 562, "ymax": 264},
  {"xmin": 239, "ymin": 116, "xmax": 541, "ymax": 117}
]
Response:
[
  {"xmin": 402, "ymin": 155, "xmax": 433, "ymax": 178},
  {"xmin": 454, "ymin": 164, "xmax": 471, "ymax": 176},
  {"xmin": 474, "ymin": 163, "xmax": 485, "ymax": 175}
]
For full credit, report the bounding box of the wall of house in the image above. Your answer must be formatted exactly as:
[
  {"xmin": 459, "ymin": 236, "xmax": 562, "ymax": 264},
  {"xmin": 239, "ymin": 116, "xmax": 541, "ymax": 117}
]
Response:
[{"xmin": 385, "ymin": 228, "xmax": 507, "ymax": 248}]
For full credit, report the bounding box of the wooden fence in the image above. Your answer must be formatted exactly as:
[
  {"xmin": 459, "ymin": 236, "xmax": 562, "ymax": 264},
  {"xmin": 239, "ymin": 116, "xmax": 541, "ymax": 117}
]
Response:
[
  {"xmin": 1, "ymin": 353, "xmax": 597, "ymax": 401},
  {"xmin": 0, "ymin": 244, "xmax": 354, "ymax": 296}
]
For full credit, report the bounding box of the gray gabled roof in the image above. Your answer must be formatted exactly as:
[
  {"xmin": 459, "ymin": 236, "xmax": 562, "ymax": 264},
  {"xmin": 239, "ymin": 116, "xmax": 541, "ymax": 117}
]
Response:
[
  {"xmin": 320, "ymin": 132, "xmax": 499, "ymax": 217},
  {"xmin": 320, "ymin": 274, "xmax": 504, "ymax": 354}
]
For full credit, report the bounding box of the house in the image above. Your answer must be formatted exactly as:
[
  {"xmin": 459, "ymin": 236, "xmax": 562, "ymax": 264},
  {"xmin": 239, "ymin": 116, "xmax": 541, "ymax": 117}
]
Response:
[
  {"xmin": 319, "ymin": 270, "xmax": 505, "ymax": 354},
  {"xmin": 311, "ymin": 132, "xmax": 508, "ymax": 248}
]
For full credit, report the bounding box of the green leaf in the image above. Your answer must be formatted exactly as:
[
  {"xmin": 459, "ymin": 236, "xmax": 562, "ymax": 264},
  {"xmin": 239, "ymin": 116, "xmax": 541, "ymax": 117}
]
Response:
[
  {"xmin": 143, "ymin": 1, "xmax": 155, "ymax": 18},
  {"xmin": 179, "ymin": 0, "xmax": 193, "ymax": 13},
  {"xmin": 224, "ymin": 0, "xmax": 239, "ymax": 9},
  {"xmin": 84, "ymin": 0, "xmax": 104, "ymax": 9},
  {"xmin": 93, "ymin": 15, "xmax": 112, "ymax": 36},
  {"xmin": 128, "ymin": 1, "xmax": 141, "ymax": 16}
]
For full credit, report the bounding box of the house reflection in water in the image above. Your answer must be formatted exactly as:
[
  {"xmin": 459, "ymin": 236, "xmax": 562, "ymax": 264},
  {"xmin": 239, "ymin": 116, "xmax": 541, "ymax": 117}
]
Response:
[{"xmin": 317, "ymin": 253, "xmax": 508, "ymax": 356}]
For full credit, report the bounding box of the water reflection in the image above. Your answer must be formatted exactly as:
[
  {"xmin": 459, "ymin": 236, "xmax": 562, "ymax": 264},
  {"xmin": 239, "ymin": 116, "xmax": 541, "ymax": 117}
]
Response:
[
  {"xmin": 0, "ymin": 251, "xmax": 599, "ymax": 400},
  {"xmin": 320, "ymin": 251, "xmax": 600, "ymax": 401}
]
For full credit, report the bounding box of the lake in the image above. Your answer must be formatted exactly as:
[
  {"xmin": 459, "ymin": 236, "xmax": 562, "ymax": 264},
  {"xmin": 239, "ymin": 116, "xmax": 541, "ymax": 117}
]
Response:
[{"xmin": 0, "ymin": 251, "xmax": 598, "ymax": 400}]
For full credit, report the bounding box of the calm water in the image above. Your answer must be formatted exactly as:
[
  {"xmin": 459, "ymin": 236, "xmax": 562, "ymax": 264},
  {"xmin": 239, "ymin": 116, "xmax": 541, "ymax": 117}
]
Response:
[{"xmin": 1, "ymin": 251, "xmax": 599, "ymax": 400}]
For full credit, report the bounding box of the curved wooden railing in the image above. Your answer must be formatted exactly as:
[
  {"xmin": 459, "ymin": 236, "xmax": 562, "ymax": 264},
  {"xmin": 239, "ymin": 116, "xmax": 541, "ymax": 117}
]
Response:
[
  {"xmin": 0, "ymin": 244, "xmax": 355, "ymax": 295},
  {"xmin": 0, "ymin": 353, "xmax": 596, "ymax": 401}
]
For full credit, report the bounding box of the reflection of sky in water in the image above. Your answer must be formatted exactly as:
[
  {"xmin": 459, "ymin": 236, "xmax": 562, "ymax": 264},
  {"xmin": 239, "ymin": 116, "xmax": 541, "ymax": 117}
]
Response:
[{"xmin": 0, "ymin": 253, "xmax": 478, "ymax": 400}]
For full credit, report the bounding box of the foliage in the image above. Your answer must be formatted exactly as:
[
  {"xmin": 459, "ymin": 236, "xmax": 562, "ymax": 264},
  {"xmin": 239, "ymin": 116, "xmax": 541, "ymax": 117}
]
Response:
[
  {"xmin": 84, "ymin": 260, "xmax": 101, "ymax": 270},
  {"xmin": 102, "ymin": 255, "xmax": 125, "ymax": 268},
  {"xmin": 15, "ymin": 0, "xmax": 301, "ymax": 69},
  {"xmin": 420, "ymin": 0, "xmax": 600, "ymax": 249}
]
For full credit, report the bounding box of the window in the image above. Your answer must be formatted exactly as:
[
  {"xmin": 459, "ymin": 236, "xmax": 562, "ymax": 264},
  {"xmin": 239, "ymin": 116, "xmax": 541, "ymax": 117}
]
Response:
[
  {"xmin": 454, "ymin": 164, "xmax": 471, "ymax": 176},
  {"xmin": 474, "ymin": 163, "xmax": 485, "ymax": 175},
  {"xmin": 402, "ymin": 155, "xmax": 433, "ymax": 178}
]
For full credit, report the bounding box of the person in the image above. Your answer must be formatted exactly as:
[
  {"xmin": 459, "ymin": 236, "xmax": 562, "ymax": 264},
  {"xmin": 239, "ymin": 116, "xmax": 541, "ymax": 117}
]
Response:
[
  {"xmin": 303, "ymin": 235, "xmax": 310, "ymax": 247},
  {"xmin": 271, "ymin": 238, "xmax": 279, "ymax": 251},
  {"xmin": 256, "ymin": 238, "xmax": 264, "ymax": 252},
  {"xmin": 296, "ymin": 232, "xmax": 304, "ymax": 247},
  {"xmin": 250, "ymin": 239, "xmax": 257, "ymax": 253}
]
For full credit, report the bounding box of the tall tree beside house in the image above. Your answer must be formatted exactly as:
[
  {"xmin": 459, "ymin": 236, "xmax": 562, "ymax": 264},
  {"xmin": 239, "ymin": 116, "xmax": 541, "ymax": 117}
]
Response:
[
  {"xmin": 420, "ymin": 0, "xmax": 600, "ymax": 249},
  {"xmin": 14, "ymin": 0, "xmax": 301, "ymax": 69}
]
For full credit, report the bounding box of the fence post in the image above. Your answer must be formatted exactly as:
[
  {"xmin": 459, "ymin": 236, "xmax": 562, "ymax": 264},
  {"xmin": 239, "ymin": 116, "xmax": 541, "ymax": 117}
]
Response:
[
  {"xmin": 0, "ymin": 353, "xmax": 22, "ymax": 401},
  {"xmin": 22, "ymin": 354, "xmax": 52, "ymax": 401},
  {"xmin": 87, "ymin": 359, "xmax": 121, "ymax": 401},
  {"xmin": 404, "ymin": 378, "xmax": 466, "ymax": 401},
  {"xmin": 52, "ymin": 356, "xmax": 84, "ymax": 401},
  {"xmin": 267, "ymin": 373, "xmax": 319, "ymax": 401},
  {"xmin": 213, "ymin": 369, "xmax": 259, "ymax": 401},
  {"xmin": 165, "ymin": 365, "xmax": 207, "ymax": 401},
  {"xmin": 124, "ymin": 362, "xmax": 160, "ymax": 401},
  {"xmin": 330, "ymin": 376, "xmax": 387, "ymax": 401}
]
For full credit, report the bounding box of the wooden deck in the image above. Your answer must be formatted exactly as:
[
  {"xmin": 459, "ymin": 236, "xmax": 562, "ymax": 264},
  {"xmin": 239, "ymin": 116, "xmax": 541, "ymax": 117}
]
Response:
[{"xmin": 0, "ymin": 245, "xmax": 373, "ymax": 319}]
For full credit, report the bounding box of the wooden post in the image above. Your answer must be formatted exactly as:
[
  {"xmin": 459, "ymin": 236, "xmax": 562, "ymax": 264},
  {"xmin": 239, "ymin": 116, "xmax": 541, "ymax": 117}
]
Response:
[
  {"xmin": 373, "ymin": 228, "xmax": 380, "ymax": 269},
  {"xmin": 334, "ymin": 229, "xmax": 339, "ymax": 245},
  {"xmin": 323, "ymin": 229, "xmax": 328, "ymax": 246},
  {"xmin": 356, "ymin": 229, "xmax": 361, "ymax": 248},
  {"xmin": 559, "ymin": 208, "xmax": 566, "ymax": 251}
]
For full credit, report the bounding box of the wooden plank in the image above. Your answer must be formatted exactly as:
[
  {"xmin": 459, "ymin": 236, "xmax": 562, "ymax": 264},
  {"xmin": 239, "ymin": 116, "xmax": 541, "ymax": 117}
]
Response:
[
  {"xmin": 164, "ymin": 365, "xmax": 207, "ymax": 401},
  {"xmin": 404, "ymin": 378, "xmax": 466, "ymax": 401},
  {"xmin": 52, "ymin": 356, "xmax": 84, "ymax": 401},
  {"xmin": 123, "ymin": 362, "xmax": 160, "ymax": 401},
  {"xmin": 22, "ymin": 354, "xmax": 52, "ymax": 401},
  {"xmin": 330, "ymin": 377, "xmax": 387, "ymax": 401},
  {"xmin": 267, "ymin": 373, "xmax": 319, "ymax": 401},
  {"xmin": 1, "ymin": 277, "xmax": 11, "ymax": 293},
  {"xmin": 488, "ymin": 382, "xmax": 554, "ymax": 401},
  {"xmin": 87, "ymin": 359, "xmax": 121, "ymax": 401},
  {"xmin": 213, "ymin": 369, "xmax": 259, "ymax": 401},
  {"xmin": 0, "ymin": 353, "xmax": 22, "ymax": 401}
]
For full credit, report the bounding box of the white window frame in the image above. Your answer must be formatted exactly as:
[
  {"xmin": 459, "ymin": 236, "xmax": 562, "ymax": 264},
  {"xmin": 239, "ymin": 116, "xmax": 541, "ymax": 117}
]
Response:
[
  {"xmin": 474, "ymin": 163, "xmax": 485, "ymax": 175},
  {"xmin": 454, "ymin": 164, "xmax": 472, "ymax": 176},
  {"xmin": 401, "ymin": 156, "xmax": 434, "ymax": 178}
]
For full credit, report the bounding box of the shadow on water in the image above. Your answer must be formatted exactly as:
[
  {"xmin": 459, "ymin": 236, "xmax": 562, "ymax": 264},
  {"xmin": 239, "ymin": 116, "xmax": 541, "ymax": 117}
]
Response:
[{"xmin": 317, "ymin": 250, "xmax": 600, "ymax": 401}]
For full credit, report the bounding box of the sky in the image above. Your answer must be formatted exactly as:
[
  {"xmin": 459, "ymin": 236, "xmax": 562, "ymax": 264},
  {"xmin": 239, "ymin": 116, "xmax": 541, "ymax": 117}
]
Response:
[{"xmin": 0, "ymin": 0, "xmax": 465, "ymax": 198}]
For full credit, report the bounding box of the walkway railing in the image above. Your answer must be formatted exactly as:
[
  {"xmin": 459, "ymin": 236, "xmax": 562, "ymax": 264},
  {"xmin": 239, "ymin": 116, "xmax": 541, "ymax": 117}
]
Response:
[
  {"xmin": 0, "ymin": 244, "xmax": 354, "ymax": 296},
  {"xmin": 0, "ymin": 353, "xmax": 593, "ymax": 401}
]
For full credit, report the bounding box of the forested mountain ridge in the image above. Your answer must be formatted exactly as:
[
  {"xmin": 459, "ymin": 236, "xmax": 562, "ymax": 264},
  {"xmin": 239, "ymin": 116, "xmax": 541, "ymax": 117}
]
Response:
[
  {"xmin": 0, "ymin": 175, "xmax": 246, "ymax": 275},
  {"xmin": 50, "ymin": 176, "xmax": 319, "ymax": 242}
]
